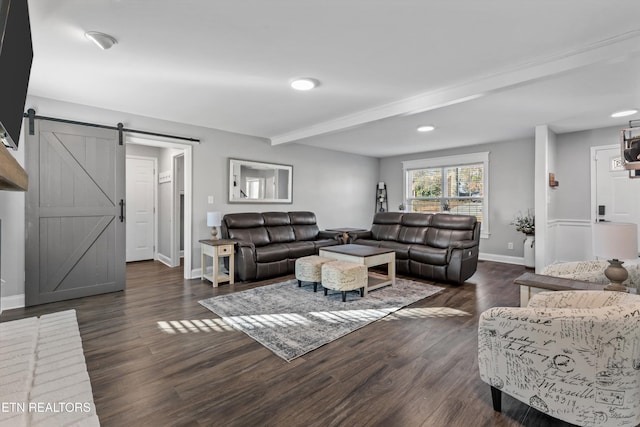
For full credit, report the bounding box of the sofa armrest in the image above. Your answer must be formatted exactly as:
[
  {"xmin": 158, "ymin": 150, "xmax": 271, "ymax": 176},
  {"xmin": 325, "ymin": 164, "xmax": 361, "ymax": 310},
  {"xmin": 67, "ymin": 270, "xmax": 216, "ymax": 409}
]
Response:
[
  {"xmin": 235, "ymin": 240, "xmax": 256, "ymax": 251},
  {"xmin": 350, "ymin": 230, "xmax": 372, "ymax": 241},
  {"xmin": 234, "ymin": 242, "xmax": 257, "ymax": 282},
  {"xmin": 449, "ymin": 239, "xmax": 477, "ymax": 250},
  {"xmin": 318, "ymin": 230, "xmax": 341, "ymax": 240}
]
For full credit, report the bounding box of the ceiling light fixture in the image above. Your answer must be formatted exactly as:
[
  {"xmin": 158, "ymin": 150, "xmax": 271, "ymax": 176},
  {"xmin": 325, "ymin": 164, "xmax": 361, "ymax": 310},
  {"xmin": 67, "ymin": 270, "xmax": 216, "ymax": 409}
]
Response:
[
  {"xmin": 611, "ymin": 109, "xmax": 638, "ymax": 118},
  {"xmin": 417, "ymin": 125, "xmax": 435, "ymax": 132},
  {"xmin": 290, "ymin": 78, "xmax": 319, "ymax": 91},
  {"xmin": 84, "ymin": 31, "xmax": 118, "ymax": 50}
]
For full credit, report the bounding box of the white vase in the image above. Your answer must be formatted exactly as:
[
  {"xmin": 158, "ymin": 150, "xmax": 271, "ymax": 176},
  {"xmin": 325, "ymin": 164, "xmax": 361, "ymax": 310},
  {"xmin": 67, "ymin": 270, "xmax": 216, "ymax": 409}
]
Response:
[{"xmin": 524, "ymin": 234, "xmax": 535, "ymax": 268}]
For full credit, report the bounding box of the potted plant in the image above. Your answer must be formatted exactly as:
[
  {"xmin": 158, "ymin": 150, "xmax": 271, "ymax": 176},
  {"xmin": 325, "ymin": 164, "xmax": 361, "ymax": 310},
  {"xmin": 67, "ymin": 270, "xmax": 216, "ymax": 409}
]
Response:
[
  {"xmin": 513, "ymin": 211, "xmax": 535, "ymax": 236},
  {"xmin": 513, "ymin": 211, "xmax": 535, "ymax": 268}
]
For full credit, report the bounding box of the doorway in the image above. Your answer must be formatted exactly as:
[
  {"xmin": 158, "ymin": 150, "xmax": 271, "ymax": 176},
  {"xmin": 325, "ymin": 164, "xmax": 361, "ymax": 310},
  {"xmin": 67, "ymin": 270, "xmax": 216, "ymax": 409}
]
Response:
[
  {"xmin": 591, "ymin": 144, "xmax": 640, "ymax": 249},
  {"xmin": 126, "ymin": 136, "xmax": 194, "ymax": 279},
  {"xmin": 126, "ymin": 155, "xmax": 157, "ymax": 262}
]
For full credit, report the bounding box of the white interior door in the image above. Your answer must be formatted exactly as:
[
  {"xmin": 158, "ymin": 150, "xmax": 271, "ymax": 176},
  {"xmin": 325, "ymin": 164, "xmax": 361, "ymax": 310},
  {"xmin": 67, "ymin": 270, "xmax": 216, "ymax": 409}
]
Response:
[
  {"xmin": 126, "ymin": 156, "xmax": 156, "ymax": 262},
  {"xmin": 594, "ymin": 145, "xmax": 640, "ymax": 248}
]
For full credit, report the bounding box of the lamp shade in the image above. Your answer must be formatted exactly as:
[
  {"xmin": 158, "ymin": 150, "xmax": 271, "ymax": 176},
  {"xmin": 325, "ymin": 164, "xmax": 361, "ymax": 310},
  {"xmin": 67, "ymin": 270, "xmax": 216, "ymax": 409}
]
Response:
[
  {"xmin": 592, "ymin": 222, "xmax": 638, "ymax": 260},
  {"xmin": 207, "ymin": 211, "xmax": 222, "ymax": 227}
]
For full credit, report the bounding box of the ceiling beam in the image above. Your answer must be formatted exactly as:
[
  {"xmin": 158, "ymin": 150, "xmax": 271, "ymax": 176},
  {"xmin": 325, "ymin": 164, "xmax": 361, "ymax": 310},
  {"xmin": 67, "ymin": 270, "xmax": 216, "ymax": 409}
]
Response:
[{"xmin": 270, "ymin": 30, "xmax": 640, "ymax": 146}]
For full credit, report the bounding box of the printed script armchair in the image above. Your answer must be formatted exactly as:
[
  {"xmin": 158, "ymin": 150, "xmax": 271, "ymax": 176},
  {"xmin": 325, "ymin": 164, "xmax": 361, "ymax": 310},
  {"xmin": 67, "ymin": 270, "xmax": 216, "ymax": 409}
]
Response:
[{"xmin": 478, "ymin": 291, "xmax": 640, "ymax": 427}]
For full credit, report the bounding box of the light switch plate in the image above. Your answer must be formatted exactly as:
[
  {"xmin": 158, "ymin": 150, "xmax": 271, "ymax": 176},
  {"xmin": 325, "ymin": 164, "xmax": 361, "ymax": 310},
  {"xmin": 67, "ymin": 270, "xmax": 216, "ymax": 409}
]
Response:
[{"xmin": 208, "ymin": 195, "xmax": 214, "ymax": 204}]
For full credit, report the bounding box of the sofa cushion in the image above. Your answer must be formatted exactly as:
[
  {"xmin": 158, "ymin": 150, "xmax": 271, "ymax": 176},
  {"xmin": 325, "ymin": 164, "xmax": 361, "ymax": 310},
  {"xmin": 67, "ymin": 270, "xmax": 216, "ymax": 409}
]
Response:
[
  {"xmin": 409, "ymin": 245, "xmax": 448, "ymax": 265},
  {"xmin": 432, "ymin": 213, "xmax": 476, "ymax": 230},
  {"xmin": 223, "ymin": 212, "xmax": 265, "ymax": 228},
  {"xmin": 378, "ymin": 241, "xmax": 411, "ymax": 259},
  {"xmin": 425, "ymin": 214, "xmax": 476, "ymax": 249},
  {"xmin": 371, "ymin": 224, "xmax": 401, "ymax": 241},
  {"xmin": 288, "ymin": 211, "xmax": 317, "ymax": 225},
  {"xmin": 267, "ymin": 226, "xmax": 295, "ymax": 243},
  {"xmin": 396, "ymin": 213, "xmax": 432, "ymax": 244},
  {"xmin": 373, "ymin": 212, "xmax": 404, "ymax": 224},
  {"xmin": 293, "ymin": 224, "xmax": 319, "ymax": 241},
  {"xmin": 401, "ymin": 213, "xmax": 433, "ymax": 227},
  {"xmin": 227, "ymin": 227, "xmax": 270, "ymax": 247},
  {"xmin": 255, "ymin": 244, "xmax": 290, "ymax": 263},
  {"xmin": 263, "ymin": 212, "xmax": 291, "ymax": 226},
  {"xmin": 286, "ymin": 241, "xmax": 316, "ymax": 258},
  {"xmin": 398, "ymin": 227, "xmax": 427, "ymax": 244},
  {"xmin": 370, "ymin": 211, "xmax": 403, "ymax": 240}
]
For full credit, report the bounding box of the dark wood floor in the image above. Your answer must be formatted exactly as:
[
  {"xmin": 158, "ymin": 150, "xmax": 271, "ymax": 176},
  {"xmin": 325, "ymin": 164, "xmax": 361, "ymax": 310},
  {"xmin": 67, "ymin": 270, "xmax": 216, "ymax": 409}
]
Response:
[{"xmin": 0, "ymin": 260, "xmax": 575, "ymax": 427}]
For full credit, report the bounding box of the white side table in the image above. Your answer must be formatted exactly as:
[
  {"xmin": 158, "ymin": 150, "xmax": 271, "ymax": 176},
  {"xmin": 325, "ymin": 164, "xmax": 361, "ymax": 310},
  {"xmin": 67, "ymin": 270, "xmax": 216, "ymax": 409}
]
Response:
[{"xmin": 199, "ymin": 239, "xmax": 236, "ymax": 287}]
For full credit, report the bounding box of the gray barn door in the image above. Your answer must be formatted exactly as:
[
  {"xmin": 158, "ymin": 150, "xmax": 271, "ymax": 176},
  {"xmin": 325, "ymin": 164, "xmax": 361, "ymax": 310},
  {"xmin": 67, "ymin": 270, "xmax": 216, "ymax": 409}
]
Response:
[{"xmin": 25, "ymin": 119, "xmax": 125, "ymax": 306}]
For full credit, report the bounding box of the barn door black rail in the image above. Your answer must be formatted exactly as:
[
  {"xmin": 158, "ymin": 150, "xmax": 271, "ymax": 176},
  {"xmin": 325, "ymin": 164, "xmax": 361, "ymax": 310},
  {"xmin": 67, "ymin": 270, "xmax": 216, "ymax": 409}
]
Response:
[{"xmin": 24, "ymin": 109, "xmax": 200, "ymax": 145}]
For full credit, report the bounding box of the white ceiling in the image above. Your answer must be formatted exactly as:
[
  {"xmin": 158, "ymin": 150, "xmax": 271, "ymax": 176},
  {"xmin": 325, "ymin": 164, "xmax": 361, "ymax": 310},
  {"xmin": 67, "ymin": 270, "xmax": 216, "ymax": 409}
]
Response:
[{"xmin": 26, "ymin": 0, "xmax": 640, "ymax": 157}]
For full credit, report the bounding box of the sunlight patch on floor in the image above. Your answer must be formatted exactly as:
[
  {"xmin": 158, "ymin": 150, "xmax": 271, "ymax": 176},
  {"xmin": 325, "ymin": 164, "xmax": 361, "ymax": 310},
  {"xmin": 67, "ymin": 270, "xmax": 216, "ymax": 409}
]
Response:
[
  {"xmin": 157, "ymin": 318, "xmax": 235, "ymax": 334},
  {"xmin": 222, "ymin": 313, "xmax": 312, "ymax": 330},
  {"xmin": 384, "ymin": 307, "xmax": 471, "ymax": 320},
  {"xmin": 309, "ymin": 308, "xmax": 395, "ymax": 323},
  {"xmin": 157, "ymin": 307, "xmax": 470, "ymax": 334}
]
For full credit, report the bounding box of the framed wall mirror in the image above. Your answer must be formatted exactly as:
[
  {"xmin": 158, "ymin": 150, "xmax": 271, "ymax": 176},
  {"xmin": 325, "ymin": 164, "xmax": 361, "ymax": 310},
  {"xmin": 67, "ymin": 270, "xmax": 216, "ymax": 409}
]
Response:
[{"xmin": 228, "ymin": 158, "xmax": 293, "ymax": 203}]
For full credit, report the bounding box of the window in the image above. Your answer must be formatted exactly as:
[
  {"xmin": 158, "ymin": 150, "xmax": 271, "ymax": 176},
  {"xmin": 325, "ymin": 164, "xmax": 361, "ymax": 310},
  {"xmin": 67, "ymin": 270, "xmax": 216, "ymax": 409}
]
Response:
[{"xmin": 403, "ymin": 152, "xmax": 489, "ymax": 237}]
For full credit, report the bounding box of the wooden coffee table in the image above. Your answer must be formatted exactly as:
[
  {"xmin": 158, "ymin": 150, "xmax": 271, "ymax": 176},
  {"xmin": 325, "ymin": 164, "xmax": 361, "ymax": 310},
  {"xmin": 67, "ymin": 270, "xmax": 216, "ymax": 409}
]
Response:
[{"xmin": 319, "ymin": 244, "xmax": 395, "ymax": 296}]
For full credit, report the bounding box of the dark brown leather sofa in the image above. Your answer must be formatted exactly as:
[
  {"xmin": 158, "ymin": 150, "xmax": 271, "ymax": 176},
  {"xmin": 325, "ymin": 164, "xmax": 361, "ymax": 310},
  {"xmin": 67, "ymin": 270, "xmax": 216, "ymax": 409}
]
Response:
[
  {"xmin": 351, "ymin": 212, "xmax": 481, "ymax": 284},
  {"xmin": 221, "ymin": 211, "xmax": 340, "ymax": 281}
]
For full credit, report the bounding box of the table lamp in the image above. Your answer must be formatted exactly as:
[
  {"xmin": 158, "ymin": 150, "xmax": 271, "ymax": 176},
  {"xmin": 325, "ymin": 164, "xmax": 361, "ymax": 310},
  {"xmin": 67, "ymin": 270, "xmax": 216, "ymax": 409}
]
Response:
[
  {"xmin": 207, "ymin": 211, "xmax": 222, "ymax": 240},
  {"xmin": 592, "ymin": 222, "xmax": 638, "ymax": 292}
]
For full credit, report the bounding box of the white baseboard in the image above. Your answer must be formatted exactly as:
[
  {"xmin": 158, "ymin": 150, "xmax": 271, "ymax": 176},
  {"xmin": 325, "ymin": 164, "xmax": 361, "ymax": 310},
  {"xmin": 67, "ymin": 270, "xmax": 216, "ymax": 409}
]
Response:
[
  {"xmin": 1, "ymin": 293, "xmax": 25, "ymax": 312},
  {"xmin": 157, "ymin": 253, "xmax": 173, "ymax": 267},
  {"xmin": 479, "ymin": 252, "xmax": 524, "ymax": 265}
]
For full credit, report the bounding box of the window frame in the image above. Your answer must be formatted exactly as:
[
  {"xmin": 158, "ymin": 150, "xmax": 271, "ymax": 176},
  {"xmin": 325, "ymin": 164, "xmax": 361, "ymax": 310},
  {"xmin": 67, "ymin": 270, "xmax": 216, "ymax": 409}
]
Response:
[{"xmin": 402, "ymin": 152, "xmax": 489, "ymax": 238}]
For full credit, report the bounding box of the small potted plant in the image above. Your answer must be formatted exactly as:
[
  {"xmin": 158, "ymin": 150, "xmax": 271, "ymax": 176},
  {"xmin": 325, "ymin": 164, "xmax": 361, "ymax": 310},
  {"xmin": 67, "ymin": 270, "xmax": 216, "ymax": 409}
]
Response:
[
  {"xmin": 513, "ymin": 211, "xmax": 535, "ymax": 235},
  {"xmin": 513, "ymin": 211, "xmax": 535, "ymax": 268}
]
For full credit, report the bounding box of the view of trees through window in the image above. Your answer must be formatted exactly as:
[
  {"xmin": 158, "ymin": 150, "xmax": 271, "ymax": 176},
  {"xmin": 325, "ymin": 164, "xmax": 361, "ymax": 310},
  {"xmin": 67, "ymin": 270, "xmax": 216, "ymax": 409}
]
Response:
[{"xmin": 407, "ymin": 164, "xmax": 484, "ymax": 222}]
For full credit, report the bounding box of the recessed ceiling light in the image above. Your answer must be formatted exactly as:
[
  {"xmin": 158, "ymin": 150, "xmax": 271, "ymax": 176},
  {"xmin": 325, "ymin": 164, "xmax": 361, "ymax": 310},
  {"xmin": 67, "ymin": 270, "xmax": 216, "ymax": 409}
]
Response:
[
  {"xmin": 417, "ymin": 125, "xmax": 435, "ymax": 132},
  {"xmin": 85, "ymin": 31, "xmax": 118, "ymax": 50},
  {"xmin": 290, "ymin": 78, "xmax": 319, "ymax": 91},
  {"xmin": 611, "ymin": 109, "xmax": 638, "ymax": 118}
]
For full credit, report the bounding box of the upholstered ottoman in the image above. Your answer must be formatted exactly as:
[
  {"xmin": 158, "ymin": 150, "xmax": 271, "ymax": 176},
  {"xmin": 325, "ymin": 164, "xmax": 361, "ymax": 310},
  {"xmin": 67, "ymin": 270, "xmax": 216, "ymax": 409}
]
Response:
[
  {"xmin": 295, "ymin": 255, "xmax": 334, "ymax": 292},
  {"xmin": 321, "ymin": 261, "xmax": 368, "ymax": 302}
]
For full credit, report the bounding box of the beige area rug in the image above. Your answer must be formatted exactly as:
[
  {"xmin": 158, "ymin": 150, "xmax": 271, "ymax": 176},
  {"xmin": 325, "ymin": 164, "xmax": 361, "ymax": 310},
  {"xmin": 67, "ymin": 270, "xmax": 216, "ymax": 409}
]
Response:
[
  {"xmin": 199, "ymin": 277, "xmax": 443, "ymax": 362},
  {"xmin": 0, "ymin": 310, "xmax": 100, "ymax": 426}
]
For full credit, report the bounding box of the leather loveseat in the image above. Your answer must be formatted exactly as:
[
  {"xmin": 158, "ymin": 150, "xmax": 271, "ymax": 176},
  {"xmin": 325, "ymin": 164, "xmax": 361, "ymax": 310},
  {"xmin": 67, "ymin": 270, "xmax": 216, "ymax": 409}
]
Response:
[
  {"xmin": 351, "ymin": 212, "xmax": 481, "ymax": 284},
  {"xmin": 221, "ymin": 211, "xmax": 340, "ymax": 282}
]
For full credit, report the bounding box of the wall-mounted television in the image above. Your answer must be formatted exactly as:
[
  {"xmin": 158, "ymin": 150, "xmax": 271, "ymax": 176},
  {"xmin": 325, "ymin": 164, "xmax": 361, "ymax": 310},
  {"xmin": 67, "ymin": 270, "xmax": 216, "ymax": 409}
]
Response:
[{"xmin": 0, "ymin": 0, "xmax": 33, "ymax": 151}]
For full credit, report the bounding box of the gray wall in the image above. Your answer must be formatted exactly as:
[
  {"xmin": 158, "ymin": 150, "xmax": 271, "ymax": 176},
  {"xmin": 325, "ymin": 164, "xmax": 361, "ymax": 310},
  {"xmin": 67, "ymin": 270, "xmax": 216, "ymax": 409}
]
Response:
[
  {"xmin": 555, "ymin": 125, "xmax": 621, "ymax": 220},
  {"xmin": 0, "ymin": 95, "xmax": 378, "ymax": 301},
  {"xmin": 379, "ymin": 138, "xmax": 536, "ymax": 257}
]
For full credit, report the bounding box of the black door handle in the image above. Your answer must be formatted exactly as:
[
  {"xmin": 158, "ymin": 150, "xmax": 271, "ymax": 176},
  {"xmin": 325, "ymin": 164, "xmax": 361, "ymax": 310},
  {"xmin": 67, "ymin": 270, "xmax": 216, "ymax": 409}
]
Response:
[{"xmin": 119, "ymin": 199, "xmax": 125, "ymax": 222}]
